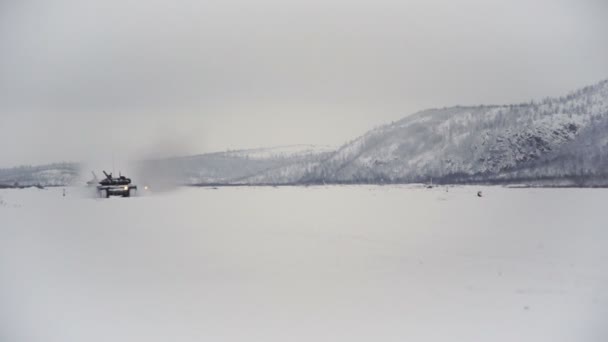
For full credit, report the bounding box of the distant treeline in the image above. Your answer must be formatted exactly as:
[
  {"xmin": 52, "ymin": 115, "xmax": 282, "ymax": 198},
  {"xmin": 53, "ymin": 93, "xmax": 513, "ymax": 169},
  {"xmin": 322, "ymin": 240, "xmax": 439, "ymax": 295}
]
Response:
[{"xmin": 0, "ymin": 162, "xmax": 80, "ymax": 187}]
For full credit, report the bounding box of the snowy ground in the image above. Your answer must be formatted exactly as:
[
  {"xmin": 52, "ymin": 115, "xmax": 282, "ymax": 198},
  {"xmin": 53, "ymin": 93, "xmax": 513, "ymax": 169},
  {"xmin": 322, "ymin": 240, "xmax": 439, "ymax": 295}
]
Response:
[{"xmin": 1, "ymin": 185, "xmax": 607, "ymax": 342}]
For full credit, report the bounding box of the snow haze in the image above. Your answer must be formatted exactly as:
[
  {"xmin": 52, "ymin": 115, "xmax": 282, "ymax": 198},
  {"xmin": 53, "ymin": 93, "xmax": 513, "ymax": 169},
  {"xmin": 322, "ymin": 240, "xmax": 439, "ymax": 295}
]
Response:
[{"xmin": 1, "ymin": 0, "xmax": 608, "ymax": 167}]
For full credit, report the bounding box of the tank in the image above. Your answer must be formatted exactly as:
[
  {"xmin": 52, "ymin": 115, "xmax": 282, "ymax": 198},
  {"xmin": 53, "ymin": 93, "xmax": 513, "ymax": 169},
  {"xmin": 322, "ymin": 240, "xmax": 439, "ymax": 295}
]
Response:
[{"xmin": 97, "ymin": 171, "xmax": 137, "ymax": 198}]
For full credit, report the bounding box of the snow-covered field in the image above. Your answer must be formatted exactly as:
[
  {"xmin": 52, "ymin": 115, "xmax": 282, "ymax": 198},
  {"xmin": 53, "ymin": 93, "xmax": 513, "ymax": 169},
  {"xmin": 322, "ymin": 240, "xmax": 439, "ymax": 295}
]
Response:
[{"xmin": 1, "ymin": 186, "xmax": 606, "ymax": 342}]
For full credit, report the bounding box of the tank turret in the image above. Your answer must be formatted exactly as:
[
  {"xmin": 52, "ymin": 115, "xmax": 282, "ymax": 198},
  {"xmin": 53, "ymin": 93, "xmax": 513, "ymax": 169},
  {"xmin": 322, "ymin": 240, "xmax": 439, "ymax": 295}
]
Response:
[{"xmin": 99, "ymin": 171, "xmax": 131, "ymax": 186}]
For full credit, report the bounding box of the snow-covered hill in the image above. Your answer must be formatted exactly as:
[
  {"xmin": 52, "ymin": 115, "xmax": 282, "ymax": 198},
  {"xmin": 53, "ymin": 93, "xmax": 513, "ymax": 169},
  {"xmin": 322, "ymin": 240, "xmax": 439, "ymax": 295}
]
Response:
[
  {"xmin": 0, "ymin": 163, "xmax": 80, "ymax": 187},
  {"xmin": 121, "ymin": 79, "xmax": 608, "ymax": 186},
  {"xmin": 255, "ymin": 78, "xmax": 608, "ymax": 186}
]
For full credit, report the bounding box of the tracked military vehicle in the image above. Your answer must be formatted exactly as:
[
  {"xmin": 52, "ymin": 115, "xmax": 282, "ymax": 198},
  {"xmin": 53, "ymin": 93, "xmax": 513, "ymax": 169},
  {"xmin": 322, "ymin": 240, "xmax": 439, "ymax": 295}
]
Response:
[{"xmin": 97, "ymin": 171, "xmax": 137, "ymax": 198}]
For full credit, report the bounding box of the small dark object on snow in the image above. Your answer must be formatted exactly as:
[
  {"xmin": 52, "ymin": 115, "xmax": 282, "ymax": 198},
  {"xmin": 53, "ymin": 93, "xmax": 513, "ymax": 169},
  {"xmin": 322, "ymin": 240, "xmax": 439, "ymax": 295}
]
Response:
[{"xmin": 477, "ymin": 191, "xmax": 483, "ymax": 197}]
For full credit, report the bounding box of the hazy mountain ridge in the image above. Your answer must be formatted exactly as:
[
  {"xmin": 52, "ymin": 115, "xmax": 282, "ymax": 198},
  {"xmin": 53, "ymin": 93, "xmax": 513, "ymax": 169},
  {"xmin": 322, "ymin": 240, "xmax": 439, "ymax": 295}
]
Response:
[
  {"xmin": 138, "ymin": 145, "xmax": 335, "ymax": 185},
  {"xmin": 221, "ymin": 145, "xmax": 335, "ymax": 160},
  {"xmin": 0, "ymin": 163, "xmax": 80, "ymax": 187}
]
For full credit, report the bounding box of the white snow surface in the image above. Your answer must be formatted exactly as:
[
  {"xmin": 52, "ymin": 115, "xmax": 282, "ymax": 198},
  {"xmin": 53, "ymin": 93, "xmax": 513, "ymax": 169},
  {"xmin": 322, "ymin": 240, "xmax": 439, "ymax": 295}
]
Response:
[{"xmin": 1, "ymin": 186, "xmax": 607, "ymax": 342}]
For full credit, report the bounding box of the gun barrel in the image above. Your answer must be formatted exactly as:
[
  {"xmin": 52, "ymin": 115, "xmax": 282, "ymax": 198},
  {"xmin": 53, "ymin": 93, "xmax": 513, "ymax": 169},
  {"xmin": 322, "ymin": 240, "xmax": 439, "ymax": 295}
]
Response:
[{"xmin": 102, "ymin": 170, "xmax": 111, "ymax": 179}]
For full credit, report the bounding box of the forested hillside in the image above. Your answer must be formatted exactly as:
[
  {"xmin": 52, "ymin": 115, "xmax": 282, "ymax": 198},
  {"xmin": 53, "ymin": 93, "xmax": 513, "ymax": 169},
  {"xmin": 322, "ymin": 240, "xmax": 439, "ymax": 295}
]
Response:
[
  {"xmin": 0, "ymin": 163, "xmax": 80, "ymax": 187},
  {"xmin": 238, "ymin": 79, "xmax": 608, "ymax": 186}
]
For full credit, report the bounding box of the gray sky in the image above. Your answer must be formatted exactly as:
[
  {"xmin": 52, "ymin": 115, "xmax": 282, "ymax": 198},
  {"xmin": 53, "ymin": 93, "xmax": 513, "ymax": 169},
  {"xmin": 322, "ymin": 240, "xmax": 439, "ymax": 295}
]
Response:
[{"xmin": 1, "ymin": 0, "xmax": 607, "ymax": 167}]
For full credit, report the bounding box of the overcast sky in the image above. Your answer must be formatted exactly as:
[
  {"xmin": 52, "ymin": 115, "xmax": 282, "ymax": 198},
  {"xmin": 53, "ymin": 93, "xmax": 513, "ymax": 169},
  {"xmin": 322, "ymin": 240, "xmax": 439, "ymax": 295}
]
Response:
[{"xmin": 1, "ymin": 0, "xmax": 607, "ymax": 167}]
